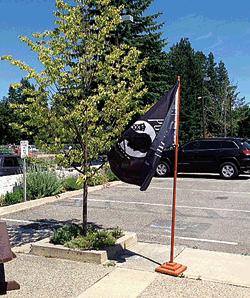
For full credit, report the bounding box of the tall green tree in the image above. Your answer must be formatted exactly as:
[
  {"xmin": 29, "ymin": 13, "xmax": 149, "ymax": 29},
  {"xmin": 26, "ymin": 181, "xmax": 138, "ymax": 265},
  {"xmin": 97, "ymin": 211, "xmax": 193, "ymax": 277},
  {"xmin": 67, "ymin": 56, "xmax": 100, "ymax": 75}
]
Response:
[
  {"xmin": 90, "ymin": 0, "xmax": 171, "ymax": 106},
  {"xmin": 237, "ymin": 104, "xmax": 250, "ymax": 138},
  {"xmin": 166, "ymin": 38, "xmax": 206, "ymax": 142},
  {"xmin": 165, "ymin": 40, "xmax": 247, "ymax": 140},
  {"xmin": 0, "ymin": 97, "xmax": 11, "ymax": 144},
  {"xmin": 204, "ymin": 59, "xmax": 246, "ymax": 138},
  {"xmin": 0, "ymin": 78, "xmax": 36, "ymax": 144},
  {"xmin": 1, "ymin": 0, "xmax": 147, "ymax": 235},
  {"xmin": 8, "ymin": 78, "xmax": 37, "ymax": 143},
  {"xmin": 203, "ymin": 52, "xmax": 218, "ymax": 136}
]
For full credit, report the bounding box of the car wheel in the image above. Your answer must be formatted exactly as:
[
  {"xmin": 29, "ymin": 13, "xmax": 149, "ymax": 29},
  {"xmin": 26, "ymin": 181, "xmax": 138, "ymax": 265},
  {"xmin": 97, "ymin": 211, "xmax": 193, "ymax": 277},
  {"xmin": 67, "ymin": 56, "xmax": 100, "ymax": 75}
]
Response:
[
  {"xmin": 155, "ymin": 162, "xmax": 171, "ymax": 177},
  {"xmin": 219, "ymin": 162, "xmax": 238, "ymax": 179}
]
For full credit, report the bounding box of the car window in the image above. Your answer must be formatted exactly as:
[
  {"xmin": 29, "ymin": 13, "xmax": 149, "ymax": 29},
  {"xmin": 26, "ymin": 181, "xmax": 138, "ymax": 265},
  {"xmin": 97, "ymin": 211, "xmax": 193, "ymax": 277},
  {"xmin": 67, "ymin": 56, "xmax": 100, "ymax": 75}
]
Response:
[
  {"xmin": 183, "ymin": 141, "xmax": 199, "ymax": 150},
  {"xmin": 243, "ymin": 141, "xmax": 250, "ymax": 150},
  {"xmin": 221, "ymin": 141, "xmax": 238, "ymax": 149},
  {"xmin": 3, "ymin": 157, "xmax": 19, "ymax": 167},
  {"xmin": 199, "ymin": 141, "xmax": 221, "ymax": 149}
]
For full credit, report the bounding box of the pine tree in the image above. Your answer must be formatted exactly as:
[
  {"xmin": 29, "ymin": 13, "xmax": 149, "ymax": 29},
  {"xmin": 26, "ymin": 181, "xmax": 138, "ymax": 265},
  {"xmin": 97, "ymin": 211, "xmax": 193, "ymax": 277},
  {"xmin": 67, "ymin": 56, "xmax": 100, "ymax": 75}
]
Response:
[
  {"xmin": 166, "ymin": 38, "xmax": 205, "ymax": 142},
  {"xmin": 204, "ymin": 52, "xmax": 219, "ymax": 136},
  {"xmin": 89, "ymin": 0, "xmax": 170, "ymax": 106},
  {"xmin": 6, "ymin": 78, "xmax": 37, "ymax": 143}
]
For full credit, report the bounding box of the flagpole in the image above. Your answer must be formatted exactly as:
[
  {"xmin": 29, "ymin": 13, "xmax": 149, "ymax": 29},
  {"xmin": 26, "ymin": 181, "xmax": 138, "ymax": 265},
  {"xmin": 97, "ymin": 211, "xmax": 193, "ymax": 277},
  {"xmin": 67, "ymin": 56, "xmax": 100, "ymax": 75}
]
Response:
[
  {"xmin": 155, "ymin": 76, "xmax": 187, "ymax": 276},
  {"xmin": 170, "ymin": 76, "xmax": 181, "ymax": 263}
]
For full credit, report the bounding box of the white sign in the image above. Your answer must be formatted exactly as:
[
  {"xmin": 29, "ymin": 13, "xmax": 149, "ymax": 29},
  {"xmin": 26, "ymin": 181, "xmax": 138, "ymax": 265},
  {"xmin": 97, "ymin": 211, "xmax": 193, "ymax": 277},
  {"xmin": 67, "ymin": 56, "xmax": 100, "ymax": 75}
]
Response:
[{"xmin": 20, "ymin": 140, "xmax": 29, "ymax": 158}]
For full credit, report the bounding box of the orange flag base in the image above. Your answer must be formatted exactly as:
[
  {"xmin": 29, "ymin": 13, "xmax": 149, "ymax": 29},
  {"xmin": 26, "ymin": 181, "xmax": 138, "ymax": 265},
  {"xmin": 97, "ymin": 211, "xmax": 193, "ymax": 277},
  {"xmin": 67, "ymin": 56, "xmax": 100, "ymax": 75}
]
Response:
[{"xmin": 155, "ymin": 262, "xmax": 187, "ymax": 276}]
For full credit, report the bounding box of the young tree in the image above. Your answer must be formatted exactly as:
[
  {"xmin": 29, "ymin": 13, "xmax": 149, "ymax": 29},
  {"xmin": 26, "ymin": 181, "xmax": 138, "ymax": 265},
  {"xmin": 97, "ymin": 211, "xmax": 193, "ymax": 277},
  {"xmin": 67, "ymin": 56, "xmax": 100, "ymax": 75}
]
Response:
[{"xmin": 1, "ymin": 0, "xmax": 147, "ymax": 235}]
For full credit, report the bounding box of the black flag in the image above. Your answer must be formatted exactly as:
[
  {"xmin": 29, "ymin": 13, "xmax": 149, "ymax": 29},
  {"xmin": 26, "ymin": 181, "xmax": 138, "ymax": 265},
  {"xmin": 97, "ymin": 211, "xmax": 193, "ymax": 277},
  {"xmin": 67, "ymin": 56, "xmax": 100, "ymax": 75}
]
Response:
[{"xmin": 108, "ymin": 81, "xmax": 179, "ymax": 191}]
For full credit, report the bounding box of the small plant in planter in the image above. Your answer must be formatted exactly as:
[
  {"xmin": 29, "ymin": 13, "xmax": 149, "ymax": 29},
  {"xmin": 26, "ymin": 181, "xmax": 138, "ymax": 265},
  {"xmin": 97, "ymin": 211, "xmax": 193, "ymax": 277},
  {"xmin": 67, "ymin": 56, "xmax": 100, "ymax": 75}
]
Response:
[
  {"xmin": 50, "ymin": 224, "xmax": 124, "ymax": 251},
  {"xmin": 50, "ymin": 223, "xmax": 84, "ymax": 245}
]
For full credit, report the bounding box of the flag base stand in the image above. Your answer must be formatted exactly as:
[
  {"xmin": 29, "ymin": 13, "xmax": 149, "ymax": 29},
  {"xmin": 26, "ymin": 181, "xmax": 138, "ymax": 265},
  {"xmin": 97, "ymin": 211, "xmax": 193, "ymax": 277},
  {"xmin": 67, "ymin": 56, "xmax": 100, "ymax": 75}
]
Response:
[
  {"xmin": 0, "ymin": 263, "xmax": 20, "ymax": 294},
  {"xmin": 155, "ymin": 262, "xmax": 187, "ymax": 276},
  {"xmin": 0, "ymin": 280, "xmax": 20, "ymax": 293}
]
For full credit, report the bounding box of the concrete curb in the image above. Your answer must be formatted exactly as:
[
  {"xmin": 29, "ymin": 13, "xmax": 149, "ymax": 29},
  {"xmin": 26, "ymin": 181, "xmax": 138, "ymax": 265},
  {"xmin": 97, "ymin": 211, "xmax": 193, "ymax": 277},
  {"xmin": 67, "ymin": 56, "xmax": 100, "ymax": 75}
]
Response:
[
  {"xmin": 29, "ymin": 232, "xmax": 137, "ymax": 264},
  {"xmin": 0, "ymin": 180, "xmax": 123, "ymax": 216}
]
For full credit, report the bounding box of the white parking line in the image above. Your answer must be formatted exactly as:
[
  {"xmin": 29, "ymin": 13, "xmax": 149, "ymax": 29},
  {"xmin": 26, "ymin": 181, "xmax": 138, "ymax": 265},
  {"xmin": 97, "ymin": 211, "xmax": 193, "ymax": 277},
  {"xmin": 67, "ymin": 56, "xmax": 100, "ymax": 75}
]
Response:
[
  {"xmin": 81, "ymin": 198, "xmax": 250, "ymax": 214},
  {"xmin": 1, "ymin": 218, "xmax": 35, "ymax": 224},
  {"xmin": 117, "ymin": 185, "xmax": 250, "ymax": 195},
  {"xmin": 174, "ymin": 236, "xmax": 238, "ymax": 245},
  {"xmin": 143, "ymin": 233, "xmax": 238, "ymax": 245},
  {"xmin": 1, "ymin": 218, "xmax": 61, "ymax": 227}
]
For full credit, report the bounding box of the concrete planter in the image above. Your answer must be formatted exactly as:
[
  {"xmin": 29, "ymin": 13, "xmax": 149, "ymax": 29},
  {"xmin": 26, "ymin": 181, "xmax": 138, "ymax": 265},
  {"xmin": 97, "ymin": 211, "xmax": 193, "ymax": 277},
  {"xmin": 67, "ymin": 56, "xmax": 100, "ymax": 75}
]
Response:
[{"xmin": 30, "ymin": 232, "xmax": 137, "ymax": 264}]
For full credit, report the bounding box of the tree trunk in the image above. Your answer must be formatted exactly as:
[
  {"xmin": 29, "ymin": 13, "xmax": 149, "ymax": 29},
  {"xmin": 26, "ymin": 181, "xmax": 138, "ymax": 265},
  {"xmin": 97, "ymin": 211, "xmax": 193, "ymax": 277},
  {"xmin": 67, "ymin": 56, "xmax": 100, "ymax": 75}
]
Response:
[{"xmin": 82, "ymin": 178, "xmax": 88, "ymax": 236}]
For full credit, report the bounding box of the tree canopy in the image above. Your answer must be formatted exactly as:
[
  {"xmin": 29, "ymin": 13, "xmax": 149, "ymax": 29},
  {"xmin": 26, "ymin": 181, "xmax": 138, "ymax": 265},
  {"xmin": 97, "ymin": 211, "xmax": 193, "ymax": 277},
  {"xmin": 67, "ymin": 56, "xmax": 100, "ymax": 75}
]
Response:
[
  {"xmin": 1, "ymin": 0, "xmax": 147, "ymax": 234},
  {"xmin": 165, "ymin": 38, "xmax": 248, "ymax": 143},
  {"xmin": 1, "ymin": 0, "xmax": 249, "ymax": 145}
]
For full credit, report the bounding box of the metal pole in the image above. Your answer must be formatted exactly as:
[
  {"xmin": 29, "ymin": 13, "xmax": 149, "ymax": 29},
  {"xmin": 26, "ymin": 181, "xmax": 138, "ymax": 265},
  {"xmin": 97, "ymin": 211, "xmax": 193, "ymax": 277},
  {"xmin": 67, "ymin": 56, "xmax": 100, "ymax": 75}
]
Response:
[
  {"xmin": 230, "ymin": 94, "xmax": 233, "ymax": 136},
  {"xmin": 23, "ymin": 159, "xmax": 26, "ymax": 202},
  {"xmin": 170, "ymin": 76, "xmax": 181, "ymax": 264},
  {"xmin": 201, "ymin": 81, "xmax": 206, "ymax": 138}
]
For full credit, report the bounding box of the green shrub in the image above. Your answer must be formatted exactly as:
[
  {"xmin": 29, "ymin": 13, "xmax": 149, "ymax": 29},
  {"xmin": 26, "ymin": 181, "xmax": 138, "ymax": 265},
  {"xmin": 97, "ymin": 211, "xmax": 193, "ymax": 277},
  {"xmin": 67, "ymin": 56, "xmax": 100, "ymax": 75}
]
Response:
[
  {"xmin": 22, "ymin": 166, "xmax": 63, "ymax": 200},
  {"xmin": 88, "ymin": 172, "xmax": 108, "ymax": 186},
  {"xmin": 50, "ymin": 223, "xmax": 84, "ymax": 245},
  {"xmin": 0, "ymin": 189, "xmax": 24, "ymax": 206},
  {"xmin": 50, "ymin": 224, "xmax": 123, "ymax": 250},
  {"xmin": 65, "ymin": 229, "xmax": 116, "ymax": 250},
  {"xmin": 63, "ymin": 176, "xmax": 82, "ymax": 191},
  {"xmin": 104, "ymin": 164, "xmax": 119, "ymax": 182},
  {"xmin": 87, "ymin": 164, "xmax": 118, "ymax": 186}
]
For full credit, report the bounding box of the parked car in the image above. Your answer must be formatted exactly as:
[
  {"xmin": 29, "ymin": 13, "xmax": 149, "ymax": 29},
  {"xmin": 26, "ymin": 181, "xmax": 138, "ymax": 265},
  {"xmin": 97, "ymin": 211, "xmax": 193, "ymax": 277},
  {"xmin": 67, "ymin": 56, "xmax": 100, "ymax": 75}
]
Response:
[
  {"xmin": 29, "ymin": 145, "xmax": 38, "ymax": 153},
  {"xmin": 156, "ymin": 137, "xmax": 250, "ymax": 179},
  {"xmin": 0, "ymin": 154, "xmax": 22, "ymax": 176}
]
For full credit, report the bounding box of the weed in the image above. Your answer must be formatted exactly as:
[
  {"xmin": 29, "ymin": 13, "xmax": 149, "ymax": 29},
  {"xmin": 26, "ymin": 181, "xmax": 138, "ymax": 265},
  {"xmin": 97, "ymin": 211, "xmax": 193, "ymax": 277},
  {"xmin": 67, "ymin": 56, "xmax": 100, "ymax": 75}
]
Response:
[
  {"xmin": 111, "ymin": 226, "xmax": 124, "ymax": 239},
  {"xmin": 103, "ymin": 261, "xmax": 116, "ymax": 267},
  {"xmin": 241, "ymin": 252, "xmax": 249, "ymax": 256}
]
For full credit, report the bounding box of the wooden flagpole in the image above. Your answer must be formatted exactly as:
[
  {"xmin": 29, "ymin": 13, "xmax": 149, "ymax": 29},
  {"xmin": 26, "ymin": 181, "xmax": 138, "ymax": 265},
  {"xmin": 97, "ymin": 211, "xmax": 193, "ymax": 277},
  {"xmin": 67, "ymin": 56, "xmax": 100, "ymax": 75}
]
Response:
[
  {"xmin": 170, "ymin": 76, "xmax": 181, "ymax": 263},
  {"xmin": 155, "ymin": 76, "xmax": 187, "ymax": 276}
]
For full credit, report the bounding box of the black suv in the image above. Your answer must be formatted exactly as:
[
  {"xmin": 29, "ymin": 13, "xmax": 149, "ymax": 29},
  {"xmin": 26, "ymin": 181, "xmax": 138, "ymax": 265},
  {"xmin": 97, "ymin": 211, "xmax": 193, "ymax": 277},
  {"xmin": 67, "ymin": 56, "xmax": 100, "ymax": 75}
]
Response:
[
  {"xmin": 0, "ymin": 154, "xmax": 22, "ymax": 176},
  {"xmin": 156, "ymin": 138, "xmax": 250, "ymax": 179}
]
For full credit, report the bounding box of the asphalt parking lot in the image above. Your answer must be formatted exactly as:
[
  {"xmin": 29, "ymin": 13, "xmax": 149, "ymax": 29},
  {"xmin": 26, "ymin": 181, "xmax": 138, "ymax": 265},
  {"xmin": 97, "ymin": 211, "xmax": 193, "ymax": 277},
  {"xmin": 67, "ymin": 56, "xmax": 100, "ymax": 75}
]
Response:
[
  {"xmin": 1, "ymin": 174, "xmax": 250, "ymax": 298},
  {"xmin": 2, "ymin": 173, "xmax": 250, "ymax": 256}
]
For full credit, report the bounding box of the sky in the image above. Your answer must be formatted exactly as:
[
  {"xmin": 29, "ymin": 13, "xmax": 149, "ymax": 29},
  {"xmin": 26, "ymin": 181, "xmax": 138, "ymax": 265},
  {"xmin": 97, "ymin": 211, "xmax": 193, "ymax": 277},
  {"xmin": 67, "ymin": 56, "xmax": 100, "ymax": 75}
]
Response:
[{"xmin": 0, "ymin": 0, "xmax": 250, "ymax": 103}]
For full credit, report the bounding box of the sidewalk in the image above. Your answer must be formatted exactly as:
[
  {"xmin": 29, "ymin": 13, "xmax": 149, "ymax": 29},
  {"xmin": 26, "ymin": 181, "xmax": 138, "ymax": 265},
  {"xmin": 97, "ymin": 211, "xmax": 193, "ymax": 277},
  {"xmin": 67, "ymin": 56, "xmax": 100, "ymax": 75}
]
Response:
[{"xmin": 4, "ymin": 241, "xmax": 250, "ymax": 298}]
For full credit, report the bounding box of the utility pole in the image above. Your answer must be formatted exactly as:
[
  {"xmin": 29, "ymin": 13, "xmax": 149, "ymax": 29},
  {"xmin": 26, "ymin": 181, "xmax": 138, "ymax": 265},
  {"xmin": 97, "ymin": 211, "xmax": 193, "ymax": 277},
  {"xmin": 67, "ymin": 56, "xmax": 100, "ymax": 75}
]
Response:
[{"xmin": 200, "ymin": 77, "xmax": 210, "ymax": 138}]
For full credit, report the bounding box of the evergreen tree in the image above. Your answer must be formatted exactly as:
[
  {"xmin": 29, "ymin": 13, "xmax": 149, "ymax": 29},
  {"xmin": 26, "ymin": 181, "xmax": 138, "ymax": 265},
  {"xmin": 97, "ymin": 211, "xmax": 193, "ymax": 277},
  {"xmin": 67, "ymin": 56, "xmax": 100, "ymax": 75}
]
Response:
[
  {"xmin": 237, "ymin": 104, "xmax": 250, "ymax": 138},
  {"xmin": 203, "ymin": 52, "xmax": 218, "ymax": 136},
  {"xmin": 0, "ymin": 97, "xmax": 12, "ymax": 144},
  {"xmin": 5, "ymin": 78, "xmax": 36, "ymax": 144},
  {"xmin": 89, "ymin": 0, "xmax": 171, "ymax": 106},
  {"xmin": 166, "ymin": 38, "xmax": 205, "ymax": 142}
]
